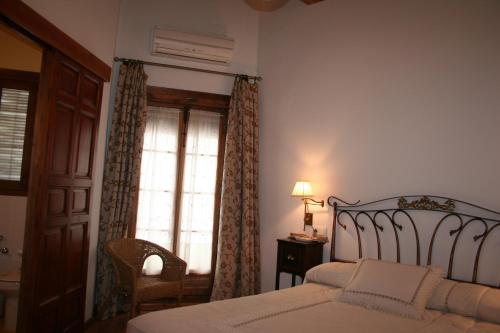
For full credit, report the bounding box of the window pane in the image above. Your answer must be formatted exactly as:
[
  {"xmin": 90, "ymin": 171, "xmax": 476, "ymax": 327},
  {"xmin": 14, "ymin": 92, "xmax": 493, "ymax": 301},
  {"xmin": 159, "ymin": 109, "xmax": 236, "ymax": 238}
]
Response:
[
  {"xmin": 0, "ymin": 88, "xmax": 29, "ymax": 181},
  {"xmin": 136, "ymin": 106, "xmax": 179, "ymax": 274},
  {"xmin": 178, "ymin": 110, "xmax": 221, "ymax": 274}
]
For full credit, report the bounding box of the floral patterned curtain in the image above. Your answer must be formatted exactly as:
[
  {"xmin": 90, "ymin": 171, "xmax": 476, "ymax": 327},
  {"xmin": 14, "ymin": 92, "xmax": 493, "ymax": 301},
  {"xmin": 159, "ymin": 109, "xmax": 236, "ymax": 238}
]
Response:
[
  {"xmin": 95, "ymin": 62, "xmax": 148, "ymax": 319},
  {"xmin": 211, "ymin": 77, "xmax": 261, "ymax": 300}
]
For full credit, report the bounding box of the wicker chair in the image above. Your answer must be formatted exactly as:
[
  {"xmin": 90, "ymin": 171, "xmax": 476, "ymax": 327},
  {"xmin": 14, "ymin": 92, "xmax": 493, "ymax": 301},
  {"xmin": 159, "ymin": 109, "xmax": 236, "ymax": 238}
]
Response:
[{"xmin": 106, "ymin": 238, "xmax": 187, "ymax": 318}]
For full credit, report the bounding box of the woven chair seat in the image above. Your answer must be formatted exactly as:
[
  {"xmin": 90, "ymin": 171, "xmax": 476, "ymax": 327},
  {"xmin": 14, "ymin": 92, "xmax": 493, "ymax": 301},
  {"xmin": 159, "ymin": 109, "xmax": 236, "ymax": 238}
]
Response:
[
  {"xmin": 136, "ymin": 276, "xmax": 183, "ymax": 302},
  {"xmin": 106, "ymin": 238, "xmax": 187, "ymax": 318}
]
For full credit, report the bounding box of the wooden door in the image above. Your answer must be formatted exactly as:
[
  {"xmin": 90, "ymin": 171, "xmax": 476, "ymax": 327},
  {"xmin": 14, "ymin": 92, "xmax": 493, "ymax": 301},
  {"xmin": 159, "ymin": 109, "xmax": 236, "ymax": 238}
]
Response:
[{"xmin": 19, "ymin": 50, "xmax": 102, "ymax": 333}]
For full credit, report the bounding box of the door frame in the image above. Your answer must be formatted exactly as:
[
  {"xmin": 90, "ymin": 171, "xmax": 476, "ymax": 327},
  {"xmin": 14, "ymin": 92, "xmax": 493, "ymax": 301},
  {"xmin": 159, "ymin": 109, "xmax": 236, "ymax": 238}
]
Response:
[
  {"xmin": 0, "ymin": 0, "xmax": 110, "ymax": 81},
  {"xmin": 0, "ymin": 1, "xmax": 111, "ymax": 332}
]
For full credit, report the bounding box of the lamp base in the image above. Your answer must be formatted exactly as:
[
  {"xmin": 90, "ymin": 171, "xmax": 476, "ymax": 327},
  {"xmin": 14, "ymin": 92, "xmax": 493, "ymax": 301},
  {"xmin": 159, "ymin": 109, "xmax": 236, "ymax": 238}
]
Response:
[{"xmin": 304, "ymin": 213, "xmax": 313, "ymax": 230}]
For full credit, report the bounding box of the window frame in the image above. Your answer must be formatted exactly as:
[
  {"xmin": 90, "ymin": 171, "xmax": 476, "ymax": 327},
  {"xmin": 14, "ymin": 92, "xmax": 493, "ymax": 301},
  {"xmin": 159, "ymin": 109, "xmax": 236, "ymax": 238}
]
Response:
[
  {"xmin": 0, "ymin": 68, "xmax": 38, "ymax": 196},
  {"xmin": 132, "ymin": 86, "xmax": 230, "ymax": 301}
]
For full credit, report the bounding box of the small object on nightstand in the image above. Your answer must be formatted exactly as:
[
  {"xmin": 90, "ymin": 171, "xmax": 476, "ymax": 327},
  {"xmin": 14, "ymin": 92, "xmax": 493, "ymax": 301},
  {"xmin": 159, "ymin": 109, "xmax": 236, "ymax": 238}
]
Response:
[
  {"xmin": 289, "ymin": 232, "xmax": 329, "ymax": 243},
  {"xmin": 275, "ymin": 238, "xmax": 325, "ymax": 290}
]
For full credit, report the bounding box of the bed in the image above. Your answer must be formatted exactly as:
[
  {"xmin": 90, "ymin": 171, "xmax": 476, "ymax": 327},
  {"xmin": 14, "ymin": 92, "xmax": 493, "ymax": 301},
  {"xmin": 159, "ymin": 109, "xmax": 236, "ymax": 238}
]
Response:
[{"xmin": 128, "ymin": 195, "xmax": 500, "ymax": 333}]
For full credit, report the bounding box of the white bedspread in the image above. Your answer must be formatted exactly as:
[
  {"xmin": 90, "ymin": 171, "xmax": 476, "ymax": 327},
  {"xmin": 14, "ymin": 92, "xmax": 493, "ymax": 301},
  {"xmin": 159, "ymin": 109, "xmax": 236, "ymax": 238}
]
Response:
[{"xmin": 127, "ymin": 283, "xmax": 500, "ymax": 333}]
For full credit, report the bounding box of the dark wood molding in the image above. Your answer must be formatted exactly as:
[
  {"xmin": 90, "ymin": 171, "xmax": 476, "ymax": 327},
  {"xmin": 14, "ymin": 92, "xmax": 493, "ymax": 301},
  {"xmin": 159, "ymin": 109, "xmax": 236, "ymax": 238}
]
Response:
[
  {"xmin": 301, "ymin": 0, "xmax": 325, "ymax": 4},
  {"xmin": 0, "ymin": 0, "xmax": 111, "ymax": 81},
  {"xmin": 0, "ymin": 68, "xmax": 40, "ymax": 82},
  {"xmin": 172, "ymin": 109, "xmax": 186, "ymax": 255},
  {"xmin": 147, "ymin": 86, "xmax": 231, "ymax": 112},
  {"xmin": 17, "ymin": 48, "xmax": 56, "ymax": 333},
  {"xmin": 0, "ymin": 68, "xmax": 39, "ymax": 196}
]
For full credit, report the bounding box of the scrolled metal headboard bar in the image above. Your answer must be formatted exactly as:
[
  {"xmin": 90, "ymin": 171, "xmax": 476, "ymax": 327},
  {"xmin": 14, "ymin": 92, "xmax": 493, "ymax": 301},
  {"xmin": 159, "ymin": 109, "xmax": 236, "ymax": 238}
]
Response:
[
  {"xmin": 357, "ymin": 211, "xmax": 383, "ymax": 259},
  {"xmin": 328, "ymin": 195, "xmax": 361, "ymax": 206},
  {"xmin": 449, "ymin": 218, "xmax": 488, "ymax": 282},
  {"xmin": 328, "ymin": 194, "xmax": 500, "ymax": 288},
  {"xmin": 336, "ymin": 211, "xmax": 364, "ymax": 259},
  {"xmin": 374, "ymin": 211, "xmax": 401, "ymax": 262},
  {"xmin": 473, "ymin": 223, "xmax": 500, "ymax": 287},
  {"xmin": 427, "ymin": 214, "xmax": 463, "ymax": 268},
  {"xmin": 393, "ymin": 210, "xmax": 421, "ymax": 265},
  {"xmin": 328, "ymin": 194, "xmax": 500, "ymax": 222}
]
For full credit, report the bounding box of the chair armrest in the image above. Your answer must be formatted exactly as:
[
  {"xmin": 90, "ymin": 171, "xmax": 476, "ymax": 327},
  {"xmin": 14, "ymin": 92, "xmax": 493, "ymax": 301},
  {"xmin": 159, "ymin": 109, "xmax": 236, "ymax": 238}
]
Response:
[
  {"xmin": 108, "ymin": 252, "xmax": 138, "ymax": 291},
  {"xmin": 160, "ymin": 256, "xmax": 187, "ymax": 282},
  {"xmin": 144, "ymin": 241, "xmax": 187, "ymax": 282}
]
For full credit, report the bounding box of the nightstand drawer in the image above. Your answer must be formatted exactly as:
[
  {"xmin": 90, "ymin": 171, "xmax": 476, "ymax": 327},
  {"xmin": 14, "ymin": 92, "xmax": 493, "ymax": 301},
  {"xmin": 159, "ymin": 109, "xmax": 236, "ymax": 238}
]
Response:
[
  {"xmin": 279, "ymin": 243, "xmax": 303, "ymax": 272},
  {"xmin": 275, "ymin": 238, "xmax": 325, "ymax": 290}
]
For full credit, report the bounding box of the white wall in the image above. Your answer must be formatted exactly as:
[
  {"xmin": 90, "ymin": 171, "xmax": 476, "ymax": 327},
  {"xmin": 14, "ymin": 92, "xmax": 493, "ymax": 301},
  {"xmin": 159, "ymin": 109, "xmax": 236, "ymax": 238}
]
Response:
[
  {"xmin": 258, "ymin": 0, "xmax": 500, "ymax": 292},
  {"xmin": 115, "ymin": 0, "xmax": 259, "ymax": 95},
  {"xmin": 0, "ymin": 196, "xmax": 26, "ymax": 274},
  {"xmin": 20, "ymin": 0, "xmax": 121, "ymax": 320}
]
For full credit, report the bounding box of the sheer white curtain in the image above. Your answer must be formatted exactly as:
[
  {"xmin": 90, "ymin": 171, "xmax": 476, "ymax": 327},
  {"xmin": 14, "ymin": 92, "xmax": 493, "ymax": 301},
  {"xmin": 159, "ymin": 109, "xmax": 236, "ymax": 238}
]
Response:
[
  {"xmin": 136, "ymin": 106, "xmax": 179, "ymax": 274},
  {"xmin": 178, "ymin": 111, "xmax": 220, "ymax": 274}
]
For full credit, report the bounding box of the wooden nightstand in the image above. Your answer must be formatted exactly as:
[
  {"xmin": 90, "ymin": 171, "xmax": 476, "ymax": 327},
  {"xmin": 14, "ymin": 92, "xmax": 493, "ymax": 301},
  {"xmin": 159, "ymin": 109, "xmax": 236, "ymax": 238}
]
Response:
[{"xmin": 275, "ymin": 238, "xmax": 325, "ymax": 290}]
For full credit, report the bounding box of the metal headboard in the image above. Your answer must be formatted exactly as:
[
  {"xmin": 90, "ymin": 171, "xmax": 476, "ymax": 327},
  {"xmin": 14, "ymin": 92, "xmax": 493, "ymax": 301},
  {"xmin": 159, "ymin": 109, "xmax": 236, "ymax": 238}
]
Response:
[{"xmin": 328, "ymin": 195, "xmax": 500, "ymax": 287}]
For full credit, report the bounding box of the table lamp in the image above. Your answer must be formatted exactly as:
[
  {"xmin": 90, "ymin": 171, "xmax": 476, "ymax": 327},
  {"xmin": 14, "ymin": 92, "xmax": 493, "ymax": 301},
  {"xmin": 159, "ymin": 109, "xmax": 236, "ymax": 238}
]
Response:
[{"xmin": 291, "ymin": 181, "xmax": 324, "ymax": 230}]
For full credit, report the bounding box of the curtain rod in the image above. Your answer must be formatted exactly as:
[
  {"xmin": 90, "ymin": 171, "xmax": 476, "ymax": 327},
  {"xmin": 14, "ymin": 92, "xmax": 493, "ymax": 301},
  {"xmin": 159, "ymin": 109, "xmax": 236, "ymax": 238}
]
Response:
[{"xmin": 114, "ymin": 57, "xmax": 262, "ymax": 81}]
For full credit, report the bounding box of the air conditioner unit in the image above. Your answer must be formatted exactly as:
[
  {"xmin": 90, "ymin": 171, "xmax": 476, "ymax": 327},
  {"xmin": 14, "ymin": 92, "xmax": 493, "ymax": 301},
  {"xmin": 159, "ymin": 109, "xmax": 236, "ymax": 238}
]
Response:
[{"xmin": 152, "ymin": 27, "xmax": 234, "ymax": 65}]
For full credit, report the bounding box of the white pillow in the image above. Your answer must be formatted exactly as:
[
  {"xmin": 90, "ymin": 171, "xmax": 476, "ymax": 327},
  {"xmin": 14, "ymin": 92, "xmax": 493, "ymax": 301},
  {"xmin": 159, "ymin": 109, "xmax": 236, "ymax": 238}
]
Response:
[
  {"xmin": 337, "ymin": 259, "xmax": 443, "ymax": 319},
  {"xmin": 427, "ymin": 279, "xmax": 500, "ymax": 325},
  {"xmin": 304, "ymin": 262, "xmax": 356, "ymax": 288},
  {"xmin": 447, "ymin": 282, "xmax": 489, "ymax": 317},
  {"xmin": 427, "ymin": 279, "xmax": 458, "ymax": 312},
  {"xmin": 478, "ymin": 288, "xmax": 500, "ymax": 325}
]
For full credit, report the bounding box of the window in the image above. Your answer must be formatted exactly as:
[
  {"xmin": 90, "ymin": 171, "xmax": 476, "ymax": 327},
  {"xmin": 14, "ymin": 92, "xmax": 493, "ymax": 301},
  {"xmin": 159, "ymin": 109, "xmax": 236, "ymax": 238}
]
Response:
[
  {"xmin": 0, "ymin": 69, "xmax": 38, "ymax": 195},
  {"xmin": 134, "ymin": 87, "xmax": 229, "ymax": 297}
]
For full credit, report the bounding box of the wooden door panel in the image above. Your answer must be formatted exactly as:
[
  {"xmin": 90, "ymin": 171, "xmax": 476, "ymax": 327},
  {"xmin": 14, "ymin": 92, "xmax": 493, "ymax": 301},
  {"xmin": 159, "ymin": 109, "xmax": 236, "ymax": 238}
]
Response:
[
  {"xmin": 62, "ymin": 289, "xmax": 84, "ymax": 333},
  {"xmin": 48, "ymin": 188, "xmax": 67, "ymax": 217},
  {"xmin": 21, "ymin": 50, "xmax": 103, "ymax": 333},
  {"xmin": 50, "ymin": 104, "xmax": 74, "ymax": 176},
  {"xmin": 80, "ymin": 74, "xmax": 100, "ymax": 112},
  {"xmin": 74, "ymin": 115, "xmax": 94, "ymax": 178},
  {"xmin": 72, "ymin": 188, "xmax": 89, "ymax": 214},
  {"xmin": 58, "ymin": 61, "xmax": 79, "ymax": 99},
  {"xmin": 38, "ymin": 227, "xmax": 65, "ymax": 302},
  {"xmin": 46, "ymin": 187, "xmax": 70, "ymax": 229},
  {"xmin": 36, "ymin": 301, "xmax": 59, "ymax": 333},
  {"xmin": 49, "ymin": 177, "xmax": 91, "ymax": 188},
  {"xmin": 66, "ymin": 223, "xmax": 86, "ymax": 287}
]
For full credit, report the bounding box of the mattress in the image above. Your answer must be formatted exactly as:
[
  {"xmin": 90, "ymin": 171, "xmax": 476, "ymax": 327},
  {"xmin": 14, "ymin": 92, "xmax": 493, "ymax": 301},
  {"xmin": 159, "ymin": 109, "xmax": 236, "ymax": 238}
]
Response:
[{"xmin": 127, "ymin": 283, "xmax": 500, "ymax": 333}]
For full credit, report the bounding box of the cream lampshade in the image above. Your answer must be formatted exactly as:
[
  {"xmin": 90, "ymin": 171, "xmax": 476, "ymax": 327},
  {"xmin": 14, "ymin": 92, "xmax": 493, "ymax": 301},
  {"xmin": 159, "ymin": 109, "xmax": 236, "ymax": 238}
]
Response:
[
  {"xmin": 291, "ymin": 180, "xmax": 324, "ymax": 230},
  {"xmin": 291, "ymin": 181, "xmax": 313, "ymax": 198}
]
